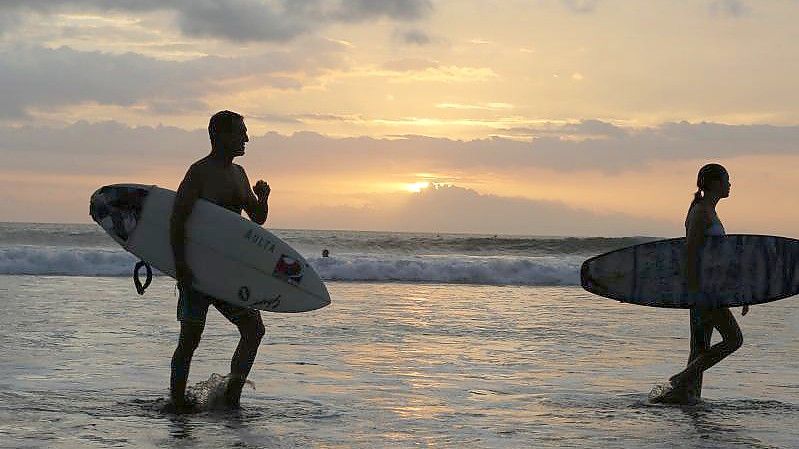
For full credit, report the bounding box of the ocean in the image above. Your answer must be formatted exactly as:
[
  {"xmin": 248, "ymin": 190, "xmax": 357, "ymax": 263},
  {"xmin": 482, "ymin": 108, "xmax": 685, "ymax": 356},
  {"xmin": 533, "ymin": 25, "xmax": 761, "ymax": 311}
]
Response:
[{"xmin": 1, "ymin": 222, "xmax": 797, "ymax": 448}]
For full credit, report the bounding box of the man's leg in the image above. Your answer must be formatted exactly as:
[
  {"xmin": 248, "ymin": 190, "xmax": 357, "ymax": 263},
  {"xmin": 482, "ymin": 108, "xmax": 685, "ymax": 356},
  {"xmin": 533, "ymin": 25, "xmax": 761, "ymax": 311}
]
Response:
[
  {"xmin": 170, "ymin": 286, "xmax": 211, "ymax": 410},
  {"xmin": 214, "ymin": 301, "xmax": 265, "ymax": 408},
  {"xmin": 170, "ymin": 321, "xmax": 204, "ymax": 408}
]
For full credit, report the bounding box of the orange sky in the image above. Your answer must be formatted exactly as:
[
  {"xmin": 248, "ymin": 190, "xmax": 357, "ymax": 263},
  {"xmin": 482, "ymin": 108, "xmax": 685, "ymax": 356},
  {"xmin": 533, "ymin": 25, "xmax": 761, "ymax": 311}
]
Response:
[{"xmin": 1, "ymin": 1, "xmax": 798, "ymax": 236}]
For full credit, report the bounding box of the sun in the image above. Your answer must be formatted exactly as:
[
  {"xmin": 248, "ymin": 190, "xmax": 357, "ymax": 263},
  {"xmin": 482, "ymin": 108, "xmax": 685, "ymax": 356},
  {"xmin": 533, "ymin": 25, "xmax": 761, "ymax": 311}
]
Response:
[{"xmin": 404, "ymin": 181, "xmax": 430, "ymax": 192}]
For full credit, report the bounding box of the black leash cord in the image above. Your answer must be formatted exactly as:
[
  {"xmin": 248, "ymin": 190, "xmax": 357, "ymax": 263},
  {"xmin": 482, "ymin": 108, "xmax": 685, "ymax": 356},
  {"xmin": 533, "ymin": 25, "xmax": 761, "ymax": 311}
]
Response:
[{"xmin": 133, "ymin": 260, "xmax": 152, "ymax": 295}]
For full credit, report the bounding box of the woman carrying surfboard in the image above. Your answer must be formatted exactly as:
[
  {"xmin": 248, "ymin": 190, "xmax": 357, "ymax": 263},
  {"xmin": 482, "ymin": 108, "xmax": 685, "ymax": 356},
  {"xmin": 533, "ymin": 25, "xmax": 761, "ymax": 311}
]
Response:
[{"xmin": 654, "ymin": 163, "xmax": 747, "ymax": 403}]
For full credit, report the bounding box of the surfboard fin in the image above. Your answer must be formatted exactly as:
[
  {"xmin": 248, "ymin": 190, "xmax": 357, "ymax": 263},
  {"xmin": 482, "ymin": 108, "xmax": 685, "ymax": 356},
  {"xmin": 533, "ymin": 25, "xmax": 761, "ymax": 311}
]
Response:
[{"xmin": 134, "ymin": 260, "xmax": 152, "ymax": 295}]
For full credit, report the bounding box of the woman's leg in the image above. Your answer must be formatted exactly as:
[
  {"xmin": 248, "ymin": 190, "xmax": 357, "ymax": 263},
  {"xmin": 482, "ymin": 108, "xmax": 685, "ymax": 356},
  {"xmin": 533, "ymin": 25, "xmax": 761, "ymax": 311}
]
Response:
[
  {"xmin": 685, "ymin": 308, "xmax": 713, "ymax": 398},
  {"xmin": 672, "ymin": 308, "xmax": 743, "ymax": 387}
]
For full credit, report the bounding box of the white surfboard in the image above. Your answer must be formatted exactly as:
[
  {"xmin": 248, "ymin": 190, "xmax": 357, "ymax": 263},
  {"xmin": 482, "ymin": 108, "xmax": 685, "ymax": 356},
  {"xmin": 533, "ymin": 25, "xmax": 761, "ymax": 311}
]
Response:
[{"xmin": 89, "ymin": 184, "xmax": 330, "ymax": 313}]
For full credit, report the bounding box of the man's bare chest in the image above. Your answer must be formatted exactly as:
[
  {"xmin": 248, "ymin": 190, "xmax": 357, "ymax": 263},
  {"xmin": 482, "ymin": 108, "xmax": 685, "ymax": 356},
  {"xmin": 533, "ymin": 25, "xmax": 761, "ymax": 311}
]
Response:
[{"xmin": 199, "ymin": 168, "xmax": 243, "ymax": 211}]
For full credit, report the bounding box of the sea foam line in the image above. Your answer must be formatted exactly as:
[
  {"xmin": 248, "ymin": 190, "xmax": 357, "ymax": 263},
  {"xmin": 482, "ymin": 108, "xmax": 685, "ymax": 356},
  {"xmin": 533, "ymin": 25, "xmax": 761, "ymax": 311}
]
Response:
[{"xmin": 0, "ymin": 246, "xmax": 582, "ymax": 286}]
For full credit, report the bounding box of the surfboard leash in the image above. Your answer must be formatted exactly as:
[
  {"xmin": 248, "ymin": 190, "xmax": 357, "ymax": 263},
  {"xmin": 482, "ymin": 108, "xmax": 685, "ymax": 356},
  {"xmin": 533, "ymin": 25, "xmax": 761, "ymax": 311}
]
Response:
[{"xmin": 133, "ymin": 260, "xmax": 153, "ymax": 295}]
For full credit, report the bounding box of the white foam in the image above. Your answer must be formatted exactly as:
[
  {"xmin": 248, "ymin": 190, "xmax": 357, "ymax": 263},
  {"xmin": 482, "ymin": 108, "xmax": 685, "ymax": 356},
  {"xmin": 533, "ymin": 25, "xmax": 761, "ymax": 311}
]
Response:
[
  {"xmin": 309, "ymin": 254, "xmax": 581, "ymax": 286},
  {"xmin": 0, "ymin": 245, "xmax": 140, "ymax": 276},
  {"xmin": 0, "ymin": 246, "xmax": 582, "ymax": 286}
]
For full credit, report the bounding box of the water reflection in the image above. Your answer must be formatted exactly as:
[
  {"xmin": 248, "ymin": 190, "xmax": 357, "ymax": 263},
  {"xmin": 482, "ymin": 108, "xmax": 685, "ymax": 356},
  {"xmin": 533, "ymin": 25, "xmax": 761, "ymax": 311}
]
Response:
[{"xmin": 1, "ymin": 277, "xmax": 797, "ymax": 448}]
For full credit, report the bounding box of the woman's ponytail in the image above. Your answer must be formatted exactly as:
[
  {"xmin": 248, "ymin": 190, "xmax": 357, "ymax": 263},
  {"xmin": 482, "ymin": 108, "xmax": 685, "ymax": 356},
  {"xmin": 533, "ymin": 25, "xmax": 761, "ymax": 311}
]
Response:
[
  {"xmin": 686, "ymin": 163, "xmax": 727, "ymax": 228},
  {"xmin": 691, "ymin": 189, "xmax": 702, "ymax": 207}
]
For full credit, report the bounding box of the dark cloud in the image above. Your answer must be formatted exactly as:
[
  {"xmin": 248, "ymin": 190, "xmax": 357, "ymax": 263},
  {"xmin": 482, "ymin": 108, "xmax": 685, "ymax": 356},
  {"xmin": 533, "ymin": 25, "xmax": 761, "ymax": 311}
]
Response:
[
  {"xmin": 1, "ymin": 0, "xmax": 434, "ymax": 42},
  {"xmin": 3, "ymin": 120, "xmax": 797, "ymax": 181},
  {"xmin": 328, "ymin": 0, "xmax": 433, "ymax": 22},
  {"xmin": 248, "ymin": 121, "xmax": 799, "ymax": 173},
  {"xmin": 502, "ymin": 121, "xmax": 799, "ymax": 171},
  {"xmin": 0, "ymin": 44, "xmax": 344, "ymax": 118},
  {"xmin": 0, "ymin": 121, "xmax": 207, "ymax": 176},
  {"xmin": 395, "ymin": 29, "xmax": 433, "ymax": 45}
]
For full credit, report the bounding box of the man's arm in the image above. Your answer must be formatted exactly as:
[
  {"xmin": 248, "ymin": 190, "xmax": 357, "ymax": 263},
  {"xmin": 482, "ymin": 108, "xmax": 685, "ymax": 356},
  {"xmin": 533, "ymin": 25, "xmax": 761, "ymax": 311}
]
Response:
[
  {"xmin": 170, "ymin": 165, "xmax": 203, "ymax": 285},
  {"xmin": 238, "ymin": 166, "xmax": 269, "ymax": 225}
]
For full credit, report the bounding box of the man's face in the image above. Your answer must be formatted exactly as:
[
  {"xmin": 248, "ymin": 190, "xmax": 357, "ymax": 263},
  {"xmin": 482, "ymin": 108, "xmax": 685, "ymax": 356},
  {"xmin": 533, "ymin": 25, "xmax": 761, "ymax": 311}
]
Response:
[{"xmin": 217, "ymin": 118, "xmax": 249, "ymax": 157}]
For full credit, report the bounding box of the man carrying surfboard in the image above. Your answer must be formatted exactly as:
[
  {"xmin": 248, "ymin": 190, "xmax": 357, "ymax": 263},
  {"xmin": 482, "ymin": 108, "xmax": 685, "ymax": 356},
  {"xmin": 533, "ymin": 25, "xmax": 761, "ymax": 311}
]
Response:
[{"xmin": 169, "ymin": 110, "xmax": 270, "ymax": 411}]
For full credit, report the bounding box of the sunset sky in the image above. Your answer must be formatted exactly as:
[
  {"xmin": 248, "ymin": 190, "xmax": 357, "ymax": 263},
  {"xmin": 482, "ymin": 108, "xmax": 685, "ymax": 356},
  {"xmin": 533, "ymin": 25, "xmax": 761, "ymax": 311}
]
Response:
[{"xmin": 1, "ymin": 0, "xmax": 798, "ymax": 236}]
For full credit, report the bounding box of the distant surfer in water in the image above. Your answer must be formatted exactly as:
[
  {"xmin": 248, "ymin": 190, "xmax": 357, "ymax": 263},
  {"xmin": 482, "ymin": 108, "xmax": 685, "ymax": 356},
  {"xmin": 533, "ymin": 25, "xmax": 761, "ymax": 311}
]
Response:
[
  {"xmin": 652, "ymin": 163, "xmax": 747, "ymax": 403},
  {"xmin": 169, "ymin": 110, "xmax": 270, "ymax": 411}
]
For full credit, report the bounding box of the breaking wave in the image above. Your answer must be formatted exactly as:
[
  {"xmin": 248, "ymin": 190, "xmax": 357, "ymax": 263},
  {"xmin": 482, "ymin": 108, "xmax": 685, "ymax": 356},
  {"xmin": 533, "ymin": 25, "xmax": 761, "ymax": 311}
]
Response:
[{"xmin": 0, "ymin": 245, "xmax": 582, "ymax": 286}]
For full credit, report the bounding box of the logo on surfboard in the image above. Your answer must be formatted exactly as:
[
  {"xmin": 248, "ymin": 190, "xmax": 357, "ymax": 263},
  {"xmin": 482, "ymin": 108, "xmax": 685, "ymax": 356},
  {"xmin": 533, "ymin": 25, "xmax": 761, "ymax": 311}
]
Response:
[
  {"xmin": 273, "ymin": 255, "xmax": 303, "ymax": 286},
  {"xmin": 244, "ymin": 228, "xmax": 276, "ymax": 253}
]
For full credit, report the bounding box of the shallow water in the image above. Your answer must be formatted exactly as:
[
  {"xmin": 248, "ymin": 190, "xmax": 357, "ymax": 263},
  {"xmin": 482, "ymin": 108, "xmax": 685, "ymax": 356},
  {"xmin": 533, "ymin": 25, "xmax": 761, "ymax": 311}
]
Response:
[{"xmin": 1, "ymin": 275, "xmax": 798, "ymax": 448}]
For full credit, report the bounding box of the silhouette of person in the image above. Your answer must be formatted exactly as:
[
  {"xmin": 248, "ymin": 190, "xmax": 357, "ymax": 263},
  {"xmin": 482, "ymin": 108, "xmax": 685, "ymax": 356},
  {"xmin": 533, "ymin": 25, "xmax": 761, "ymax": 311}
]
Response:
[
  {"xmin": 322, "ymin": 249, "xmax": 330, "ymax": 258},
  {"xmin": 652, "ymin": 163, "xmax": 747, "ymax": 403},
  {"xmin": 169, "ymin": 110, "xmax": 270, "ymax": 411}
]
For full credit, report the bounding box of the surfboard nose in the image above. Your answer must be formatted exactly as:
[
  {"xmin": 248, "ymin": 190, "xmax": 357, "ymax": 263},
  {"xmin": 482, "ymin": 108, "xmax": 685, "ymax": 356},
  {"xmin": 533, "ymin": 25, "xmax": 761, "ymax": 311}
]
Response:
[
  {"xmin": 301, "ymin": 263, "xmax": 332, "ymax": 311},
  {"xmin": 89, "ymin": 184, "xmax": 150, "ymax": 243},
  {"xmin": 89, "ymin": 186, "xmax": 111, "ymax": 219}
]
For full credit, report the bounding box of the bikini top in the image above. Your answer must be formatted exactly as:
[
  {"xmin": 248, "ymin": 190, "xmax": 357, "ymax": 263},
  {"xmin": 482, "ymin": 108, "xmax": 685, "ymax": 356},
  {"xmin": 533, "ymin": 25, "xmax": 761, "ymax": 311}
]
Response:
[
  {"xmin": 706, "ymin": 214, "xmax": 726, "ymax": 236},
  {"xmin": 687, "ymin": 204, "xmax": 726, "ymax": 237}
]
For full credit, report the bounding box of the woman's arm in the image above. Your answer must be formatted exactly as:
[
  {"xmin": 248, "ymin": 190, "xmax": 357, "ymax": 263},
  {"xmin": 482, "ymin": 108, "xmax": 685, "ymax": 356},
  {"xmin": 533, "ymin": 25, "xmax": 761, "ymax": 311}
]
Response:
[{"xmin": 684, "ymin": 205, "xmax": 708, "ymax": 293}]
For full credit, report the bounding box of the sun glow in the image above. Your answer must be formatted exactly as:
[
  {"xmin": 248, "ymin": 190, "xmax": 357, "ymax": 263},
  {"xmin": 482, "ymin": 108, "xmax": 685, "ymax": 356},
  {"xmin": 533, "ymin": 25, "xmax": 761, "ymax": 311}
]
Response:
[{"xmin": 404, "ymin": 181, "xmax": 430, "ymax": 192}]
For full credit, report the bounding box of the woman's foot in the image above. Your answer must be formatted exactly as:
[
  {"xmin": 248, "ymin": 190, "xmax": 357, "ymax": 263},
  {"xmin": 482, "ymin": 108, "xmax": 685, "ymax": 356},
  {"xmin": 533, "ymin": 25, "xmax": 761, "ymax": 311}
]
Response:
[{"xmin": 649, "ymin": 379, "xmax": 700, "ymax": 405}]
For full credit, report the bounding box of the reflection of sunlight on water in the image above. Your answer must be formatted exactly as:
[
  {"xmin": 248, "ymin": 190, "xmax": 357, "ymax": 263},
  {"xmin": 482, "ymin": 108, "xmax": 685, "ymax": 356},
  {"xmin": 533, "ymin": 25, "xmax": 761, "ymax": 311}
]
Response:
[{"xmin": 1, "ymin": 277, "xmax": 799, "ymax": 448}]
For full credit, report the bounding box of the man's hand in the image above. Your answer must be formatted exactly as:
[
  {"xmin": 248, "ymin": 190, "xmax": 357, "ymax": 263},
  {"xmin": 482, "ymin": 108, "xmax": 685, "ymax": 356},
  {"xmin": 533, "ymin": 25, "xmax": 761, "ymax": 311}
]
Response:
[
  {"xmin": 175, "ymin": 260, "xmax": 193, "ymax": 288},
  {"xmin": 253, "ymin": 180, "xmax": 270, "ymax": 199}
]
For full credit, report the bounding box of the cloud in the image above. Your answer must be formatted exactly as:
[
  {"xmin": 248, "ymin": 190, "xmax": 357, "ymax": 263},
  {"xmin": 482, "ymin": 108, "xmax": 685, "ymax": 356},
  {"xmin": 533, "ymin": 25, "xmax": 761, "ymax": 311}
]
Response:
[
  {"xmin": 398, "ymin": 184, "xmax": 668, "ymax": 235},
  {"xmin": 561, "ymin": 0, "xmax": 600, "ymax": 14},
  {"xmin": 3, "ymin": 119, "xmax": 798, "ymax": 182},
  {"xmin": 435, "ymin": 102, "xmax": 514, "ymax": 111},
  {"xmin": 381, "ymin": 58, "xmax": 440, "ymax": 71},
  {"xmin": 709, "ymin": 0, "xmax": 750, "ymax": 18},
  {"xmin": 277, "ymin": 184, "xmax": 670, "ymax": 236},
  {"xmin": 394, "ymin": 28, "xmax": 433, "ymax": 45},
  {"xmin": 0, "ymin": 44, "xmax": 345, "ymax": 118},
  {"xmin": 253, "ymin": 121, "xmax": 799, "ymax": 174},
  {"xmin": 1, "ymin": 120, "xmax": 797, "ymax": 233},
  {"xmin": 329, "ymin": 0, "xmax": 433, "ymax": 22},
  {"xmin": 0, "ymin": 0, "xmax": 434, "ymax": 42},
  {"xmin": 503, "ymin": 119, "xmax": 626, "ymax": 139},
  {"xmin": 250, "ymin": 112, "xmax": 357, "ymax": 124},
  {"xmin": 0, "ymin": 121, "xmax": 207, "ymax": 176}
]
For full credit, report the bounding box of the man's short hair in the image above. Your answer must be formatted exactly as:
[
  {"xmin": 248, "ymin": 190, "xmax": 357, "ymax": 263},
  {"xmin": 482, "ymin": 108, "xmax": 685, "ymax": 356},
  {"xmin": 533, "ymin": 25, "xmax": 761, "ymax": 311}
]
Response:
[{"xmin": 208, "ymin": 110, "xmax": 243, "ymax": 143}]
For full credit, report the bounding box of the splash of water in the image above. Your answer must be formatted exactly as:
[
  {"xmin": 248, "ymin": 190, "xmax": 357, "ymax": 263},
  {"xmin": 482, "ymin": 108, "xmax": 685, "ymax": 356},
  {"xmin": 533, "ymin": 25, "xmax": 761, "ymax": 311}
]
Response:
[{"xmin": 186, "ymin": 373, "xmax": 256, "ymax": 410}]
